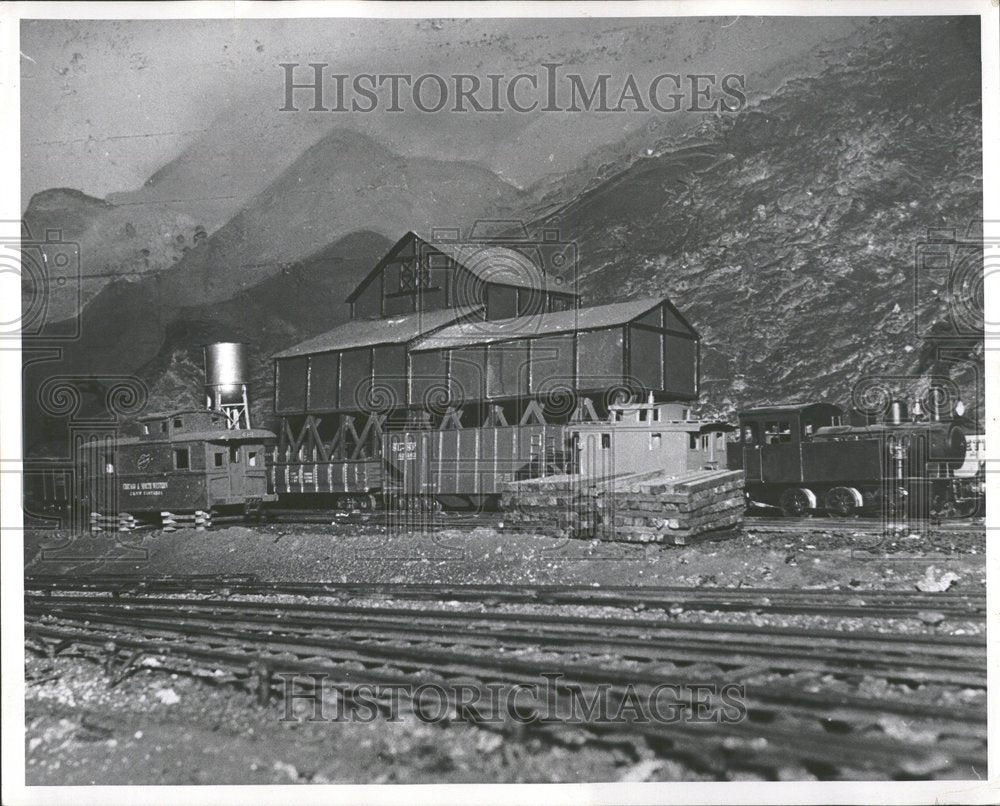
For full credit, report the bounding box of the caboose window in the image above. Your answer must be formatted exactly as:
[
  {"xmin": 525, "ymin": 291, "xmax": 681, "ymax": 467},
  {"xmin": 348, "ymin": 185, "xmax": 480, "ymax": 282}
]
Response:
[
  {"xmin": 213, "ymin": 453, "xmax": 224, "ymax": 467},
  {"xmin": 173, "ymin": 448, "xmax": 189, "ymax": 470},
  {"xmin": 248, "ymin": 451, "xmax": 258, "ymax": 467},
  {"xmin": 173, "ymin": 417, "xmax": 183, "ymax": 429},
  {"xmin": 161, "ymin": 421, "xmax": 168, "ymax": 433},
  {"xmin": 104, "ymin": 455, "xmax": 115, "ymax": 474},
  {"xmin": 689, "ymin": 433, "xmax": 698, "ymax": 450},
  {"xmin": 601, "ymin": 433, "xmax": 611, "ymax": 449},
  {"xmin": 650, "ymin": 433, "xmax": 662, "ymax": 450},
  {"xmin": 142, "ymin": 424, "xmax": 150, "ymax": 435},
  {"xmin": 701, "ymin": 434, "xmax": 709, "ymax": 450},
  {"xmin": 230, "ymin": 445, "xmax": 241, "ymax": 464}
]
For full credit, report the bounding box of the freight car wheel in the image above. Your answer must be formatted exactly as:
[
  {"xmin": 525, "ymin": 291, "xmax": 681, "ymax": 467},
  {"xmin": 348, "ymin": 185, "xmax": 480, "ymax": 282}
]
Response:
[
  {"xmin": 824, "ymin": 486, "xmax": 862, "ymax": 517},
  {"xmin": 779, "ymin": 487, "xmax": 815, "ymax": 517}
]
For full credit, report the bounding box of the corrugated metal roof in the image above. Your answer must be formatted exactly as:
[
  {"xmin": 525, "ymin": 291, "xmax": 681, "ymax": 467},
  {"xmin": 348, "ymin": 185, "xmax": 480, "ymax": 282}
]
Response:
[
  {"xmin": 139, "ymin": 408, "xmax": 214, "ymax": 421},
  {"xmin": 412, "ymin": 297, "xmax": 677, "ymax": 351},
  {"xmin": 272, "ymin": 307, "xmax": 475, "ymax": 359},
  {"xmin": 79, "ymin": 428, "xmax": 276, "ymax": 448},
  {"xmin": 739, "ymin": 402, "xmax": 843, "ymax": 416}
]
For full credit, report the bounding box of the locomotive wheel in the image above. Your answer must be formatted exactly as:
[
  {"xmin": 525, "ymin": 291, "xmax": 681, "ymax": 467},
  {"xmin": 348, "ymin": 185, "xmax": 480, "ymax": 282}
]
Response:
[
  {"xmin": 824, "ymin": 486, "xmax": 862, "ymax": 517},
  {"xmin": 868, "ymin": 487, "xmax": 907, "ymax": 516},
  {"xmin": 779, "ymin": 487, "xmax": 815, "ymax": 517}
]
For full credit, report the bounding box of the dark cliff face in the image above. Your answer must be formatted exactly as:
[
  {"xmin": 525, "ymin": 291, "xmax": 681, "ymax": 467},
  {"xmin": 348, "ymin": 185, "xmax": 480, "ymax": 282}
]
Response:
[{"xmin": 534, "ymin": 16, "xmax": 982, "ymax": 420}]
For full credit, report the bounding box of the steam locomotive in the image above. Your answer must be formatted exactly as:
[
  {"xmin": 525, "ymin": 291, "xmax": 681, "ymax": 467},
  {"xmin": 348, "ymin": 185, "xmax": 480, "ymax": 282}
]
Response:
[{"xmin": 728, "ymin": 398, "xmax": 982, "ymax": 518}]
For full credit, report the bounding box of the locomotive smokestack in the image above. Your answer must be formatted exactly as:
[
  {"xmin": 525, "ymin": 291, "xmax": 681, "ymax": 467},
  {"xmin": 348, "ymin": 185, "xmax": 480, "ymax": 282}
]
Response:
[
  {"xmin": 925, "ymin": 386, "xmax": 950, "ymax": 422},
  {"xmin": 204, "ymin": 342, "xmax": 252, "ymax": 429},
  {"xmin": 888, "ymin": 399, "xmax": 907, "ymax": 425}
]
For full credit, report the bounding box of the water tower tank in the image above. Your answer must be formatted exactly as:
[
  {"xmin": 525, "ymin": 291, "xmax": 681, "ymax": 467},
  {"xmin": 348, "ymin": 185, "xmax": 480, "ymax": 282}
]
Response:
[
  {"xmin": 205, "ymin": 342, "xmax": 248, "ymax": 390},
  {"xmin": 204, "ymin": 342, "xmax": 251, "ymax": 428}
]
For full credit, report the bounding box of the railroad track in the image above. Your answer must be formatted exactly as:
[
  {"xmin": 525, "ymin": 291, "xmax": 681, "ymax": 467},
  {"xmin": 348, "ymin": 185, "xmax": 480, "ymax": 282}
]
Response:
[
  {"xmin": 272, "ymin": 509, "xmax": 984, "ymax": 534},
  {"xmin": 25, "ymin": 576, "xmax": 987, "ymax": 620},
  {"xmin": 24, "ymin": 578, "xmax": 987, "ymax": 780},
  {"xmin": 744, "ymin": 515, "xmax": 985, "ymax": 533},
  {"xmin": 41, "ymin": 509, "xmax": 984, "ymax": 537}
]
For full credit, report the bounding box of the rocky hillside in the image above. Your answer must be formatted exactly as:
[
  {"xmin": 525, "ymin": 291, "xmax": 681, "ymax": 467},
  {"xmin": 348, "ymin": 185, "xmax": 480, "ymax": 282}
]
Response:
[
  {"xmin": 22, "ymin": 189, "xmax": 202, "ymax": 322},
  {"xmin": 535, "ymin": 16, "xmax": 982, "ymax": 419}
]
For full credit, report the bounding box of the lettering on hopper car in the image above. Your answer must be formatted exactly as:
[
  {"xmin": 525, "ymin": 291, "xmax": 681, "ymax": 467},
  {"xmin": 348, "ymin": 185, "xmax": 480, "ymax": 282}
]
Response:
[{"xmin": 391, "ymin": 438, "xmax": 418, "ymax": 460}]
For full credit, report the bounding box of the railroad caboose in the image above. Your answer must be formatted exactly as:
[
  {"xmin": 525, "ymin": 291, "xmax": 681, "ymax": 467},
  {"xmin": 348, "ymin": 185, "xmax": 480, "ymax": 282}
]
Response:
[
  {"xmin": 570, "ymin": 398, "xmax": 732, "ymax": 480},
  {"xmin": 78, "ymin": 408, "xmax": 276, "ymax": 520}
]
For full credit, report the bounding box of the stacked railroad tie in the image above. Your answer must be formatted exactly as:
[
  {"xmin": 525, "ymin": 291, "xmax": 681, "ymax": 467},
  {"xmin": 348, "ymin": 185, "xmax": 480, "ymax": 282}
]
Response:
[
  {"xmin": 501, "ymin": 468, "xmax": 744, "ymax": 545},
  {"xmin": 604, "ymin": 469, "xmax": 745, "ymax": 545}
]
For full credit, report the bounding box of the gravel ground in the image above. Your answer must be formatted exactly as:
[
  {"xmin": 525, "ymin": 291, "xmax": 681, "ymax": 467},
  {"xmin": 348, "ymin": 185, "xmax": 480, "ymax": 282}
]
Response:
[
  {"xmin": 26, "ymin": 653, "xmax": 676, "ymax": 785},
  {"xmin": 24, "ymin": 522, "xmax": 987, "ymax": 591},
  {"xmin": 22, "ymin": 522, "xmax": 986, "ymax": 784}
]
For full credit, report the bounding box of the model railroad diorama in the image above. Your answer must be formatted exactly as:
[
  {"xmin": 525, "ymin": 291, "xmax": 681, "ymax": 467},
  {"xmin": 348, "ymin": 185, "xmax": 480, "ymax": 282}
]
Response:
[
  {"xmin": 26, "ymin": 228, "xmax": 985, "ymax": 539},
  {"xmin": 22, "ymin": 227, "xmax": 988, "ymax": 784}
]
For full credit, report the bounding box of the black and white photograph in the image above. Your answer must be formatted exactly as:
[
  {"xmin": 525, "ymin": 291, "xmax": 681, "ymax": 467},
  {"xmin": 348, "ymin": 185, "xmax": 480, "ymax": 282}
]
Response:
[{"xmin": 1, "ymin": 1, "xmax": 997, "ymax": 803}]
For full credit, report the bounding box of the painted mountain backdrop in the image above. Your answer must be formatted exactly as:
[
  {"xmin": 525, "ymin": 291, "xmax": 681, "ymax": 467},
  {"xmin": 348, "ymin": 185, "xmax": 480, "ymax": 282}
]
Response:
[{"xmin": 23, "ymin": 16, "xmax": 982, "ymax": 452}]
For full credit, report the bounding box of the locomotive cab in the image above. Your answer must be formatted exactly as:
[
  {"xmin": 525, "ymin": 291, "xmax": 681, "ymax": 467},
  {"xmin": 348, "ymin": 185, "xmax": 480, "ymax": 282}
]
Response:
[{"xmin": 732, "ymin": 403, "xmax": 844, "ymax": 452}]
